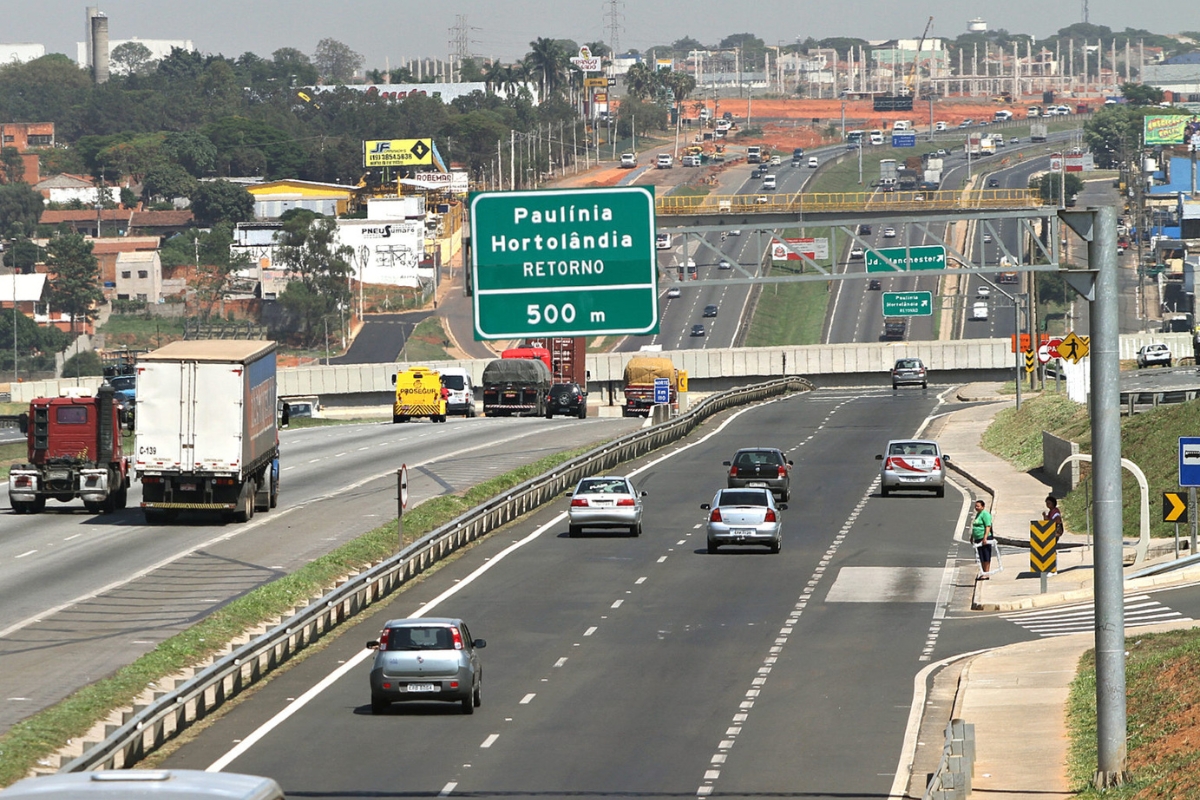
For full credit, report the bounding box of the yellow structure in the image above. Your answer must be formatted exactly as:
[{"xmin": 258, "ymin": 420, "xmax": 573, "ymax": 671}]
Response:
[
  {"xmin": 245, "ymin": 180, "xmax": 356, "ymax": 218},
  {"xmin": 393, "ymin": 366, "xmax": 447, "ymax": 424}
]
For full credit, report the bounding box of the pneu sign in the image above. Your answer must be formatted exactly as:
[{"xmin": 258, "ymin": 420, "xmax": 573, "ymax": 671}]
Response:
[{"xmin": 470, "ymin": 187, "xmax": 659, "ymax": 339}]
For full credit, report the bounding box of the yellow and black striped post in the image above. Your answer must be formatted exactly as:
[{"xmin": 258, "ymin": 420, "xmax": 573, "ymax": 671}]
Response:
[{"xmin": 1030, "ymin": 519, "xmax": 1057, "ymax": 580}]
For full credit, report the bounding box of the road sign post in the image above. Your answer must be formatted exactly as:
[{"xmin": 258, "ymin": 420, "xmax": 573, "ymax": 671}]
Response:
[
  {"xmin": 470, "ymin": 186, "xmax": 659, "ymax": 339},
  {"xmin": 1180, "ymin": 438, "xmax": 1200, "ymax": 553},
  {"xmin": 881, "ymin": 291, "xmax": 933, "ymax": 316},
  {"xmin": 866, "ymin": 245, "xmax": 946, "ymax": 273},
  {"xmin": 397, "ymin": 463, "xmax": 409, "ymax": 552},
  {"xmin": 1164, "ymin": 491, "xmax": 1189, "ymax": 557}
]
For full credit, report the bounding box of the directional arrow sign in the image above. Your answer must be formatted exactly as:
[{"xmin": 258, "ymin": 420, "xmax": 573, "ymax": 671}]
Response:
[
  {"xmin": 1163, "ymin": 491, "xmax": 1189, "ymax": 523},
  {"xmin": 866, "ymin": 245, "xmax": 946, "ymax": 273},
  {"xmin": 1029, "ymin": 519, "xmax": 1058, "ymax": 574},
  {"xmin": 881, "ymin": 291, "xmax": 933, "ymax": 316}
]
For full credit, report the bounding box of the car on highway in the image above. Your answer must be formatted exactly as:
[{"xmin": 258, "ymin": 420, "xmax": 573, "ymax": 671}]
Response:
[
  {"xmin": 666, "ymin": 286, "xmax": 682, "ymax": 298},
  {"xmin": 703, "ymin": 304, "xmax": 719, "ymax": 318},
  {"xmin": 366, "ymin": 617, "xmax": 486, "ymax": 714},
  {"xmin": 891, "ymin": 357, "xmax": 928, "ymax": 389},
  {"xmin": 546, "ymin": 382, "xmax": 587, "ymax": 419},
  {"xmin": 859, "ymin": 224, "xmax": 872, "ymax": 235},
  {"xmin": 807, "ymin": 156, "xmax": 820, "ymax": 168},
  {"xmin": 567, "ymin": 475, "xmax": 646, "ymax": 536},
  {"xmin": 877, "ymin": 439, "xmax": 948, "ymax": 497},
  {"xmin": 849, "ymin": 246, "xmax": 865, "ymax": 260},
  {"xmin": 882, "ymin": 226, "xmax": 897, "ymax": 238},
  {"xmin": 755, "ymin": 195, "xmax": 769, "ymax": 204},
  {"xmin": 751, "ymin": 166, "xmax": 767, "ymax": 179},
  {"xmin": 723, "ymin": 447, "xmax": 792, "ymax": 500},
  {"xmin": 976, "ymin": 285, "xmax": 991, "ymax": 298},
  {"xmin": 959, "ymin": 119, "xmax": 973, "ymax": 128},
  {"xmin": 656, "ymin": 232, "xmax": 672, "ymax": 250},
  {"xmin": 987, "ymin": 178, "xmax": 1000, "ymax": 188},
  {"xmin": 686, "ymin": 257, "xmax": 696, "ymax": 269},
  {"xmin": 620, "ymin": 152, "xmax": 637, "ymax": 168},
  {"xmin": 0, "ymin": 771, "xmax": 287, "ymax": 799},
  {"xmin": 718, "ymin": 258, "xmax": 732, "ymax": 270},
  {"xmin": 702, "ymin": 487, "xmax": 786, "ymax": 553},
  {"xmin": 1136, "ymin": 343, "xmax": 1172, "ymax": 368},
  {"xmin": 982, "ymin": 232, "xmax": 994, "ymax": 243},
  {"xmin": 728, "ymin": 229, "xmax": 741, "ymax": 236},
  {"xmin": 868, "ymin": 278, "xmax": 881, "ymax": 290},
  {"xmin": 691, "ymin": 323, "xmax": 706, "ymax": 336},
  {"xmin": 883, "ymin": 319, "xmax": 907, "ymax": 340},
  {"xmin": 935, "ymin": 148, "xmax": 949, "ymax": 157},
  {"xmin": 656, "ymin": 153, "xmax": 673, "ymax": 169},
  {"xmin": 770, "ymin": 155, "xmax": 782, "ymax": 166},
  {"xmin": 1009, "ymin": 136, "xmax": 1020, "ymax": 144},
  {"xmin": 762, "ymin": 174, "xmax": 777, "ymax": 190},
  {"xmin": 971, "ymin": 301, "xmax": 989, "ymax": 321}
]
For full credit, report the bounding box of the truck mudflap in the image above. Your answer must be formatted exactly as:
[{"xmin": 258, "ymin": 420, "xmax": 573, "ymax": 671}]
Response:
[
  {"xmin": 7, "ymin": 468, "xmax": 39, "ymax": 502},
  {"xmin": 78, "ymin": 468, "xmax": 111, "ymax": 504}
]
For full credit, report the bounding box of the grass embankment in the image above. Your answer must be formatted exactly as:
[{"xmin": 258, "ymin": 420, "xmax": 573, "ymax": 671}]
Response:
[
  {"xmin": 0, "ymin": 443, "xmax": 600, "ymax": 786},
  {"xmin": 400, "ymin": 316, "xmax": 455, "ymax": 362},
  {"xmin": 745, "ymin": 225, "xmax": 834, "ymax": 347},
  {"xmin": 980, "ymin": 393, "xmax": 1200, "ymax": 796},
  {"xmin": 97, "ymin": 316, "xmax": 186, "ymax": 351}
]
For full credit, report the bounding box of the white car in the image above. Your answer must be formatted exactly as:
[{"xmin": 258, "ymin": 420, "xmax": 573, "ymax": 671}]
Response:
[
  {"xmin": 1136, "ymin": 343, "xmax": 1172, "ymax": 368},
  {"xmin": 982, "ymin": 232, "xmax": 993, "ymax": 243},
  {"xmin": 976, "ymin": 286, "xmax": 991, "ymax": 299},
  {"xmin": 567, "ymin": 476, "xmax": 646, "ymax": 537},
  {"xmin": 656, "ymin": 153, "xmax": 673, "ymax": 169},
  {"xmin": 877, "ymin": 439, "xmax": 948, "ymax": 497},
  {"xmin": 666, "ymin": 287, "xmax": 681, "ymax": 299},
  {"xmin": 619, "ymin": 152, "xmax": 637, "ymax": 168},
  {"xmin": 849, "ymin": 247, "xmax": 865, "ymax": 260},
  {"xmin": 882, "ymin": 226, "xmax": 897, "ymax": 238},
  {"xmin": 971, "ymin": 301, "xmax": 989, "ymax": 321},
  {"xmin": 702, "ymin": 487, "xmax": 786, "ymax": 554}
]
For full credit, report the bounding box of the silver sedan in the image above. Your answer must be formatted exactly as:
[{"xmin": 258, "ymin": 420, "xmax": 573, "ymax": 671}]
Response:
[
  {"xmin": 877, "ymin": 439, "xmax": 948, "ymax": 497},
  {"xmin": 567, "ymin": 476, "xmax": 646, "ymax": 537},
  {"xmin": 701, "ymin": 488, "xmax": 785, "ymax": 554}
]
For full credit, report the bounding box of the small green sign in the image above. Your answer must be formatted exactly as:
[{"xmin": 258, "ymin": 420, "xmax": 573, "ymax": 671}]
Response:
[
  {"xmin": 866, "ymin": 245, "xmax": 947, "ymax": 273},
  {"xmin": 882, "ymin": 291, "xmax": 934, "ymax": 316},
  {"xmin": 470, "ymin": 186, "xmax": 659, "ymax": 339}
]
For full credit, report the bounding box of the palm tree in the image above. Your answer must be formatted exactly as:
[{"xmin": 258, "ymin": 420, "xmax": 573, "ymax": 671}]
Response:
[
  {"xmin": 525, "ymin": 37, "xmax": 568, "ymax": 99},
  {"xmin": 624, "ymin": 62, "xmax": 659, "ymax": 102},
  {"xmin": 482, "ymin": 59, "xmax": 505, "ymax": 94},
  {"xmin": 663, "ymin": 69, "xmax": 696, "ymax": 118}
]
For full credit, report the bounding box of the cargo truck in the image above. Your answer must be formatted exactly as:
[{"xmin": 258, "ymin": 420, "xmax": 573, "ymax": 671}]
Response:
[
  {"xmin": 482, "ymin": 358, "xmax": 551, "ymax": 416},
  {"xmin": 135, "ymin": 340, "xmax": 282, "ymax": 523},
  {"xmin": 8, "ymin": 385, "xmax": 131, "ymax": 514},
  {"xmin": 523, "ymin": 337, "xmax": 588, "ymax": 385},
  {"xmin": 622, "ymin": 356, "xmax": 678, "ymax": 417},
  {"xmin": 1030, "ymin": 122, "xmax": 1048, "ymax": 143}
]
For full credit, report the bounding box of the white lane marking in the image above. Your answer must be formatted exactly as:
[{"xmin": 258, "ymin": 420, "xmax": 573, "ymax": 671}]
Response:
[
  {"xmin": 584, "ymin": 626, "xmax": 597, "ymax": 636},
  {"xmin": 481, "ymin": 734, "xmax": 499, "ymax": 748},
  {"xmin": 520, "ymin": 694, "xmax": 535, "ymax": 704},
  {"xmin": 15, "ymin": 550, "xmax": 36, "ymax": 559},
  {"xmin": 635, "ymin": 577, "xmax": 647, "ymax": 584},
  {"xmin": 64, "ymin": 534, "xmax": 82, "ymax": 542},
  {"xmin": 209, "ymin": 395, "xmax": 802, "ymax": 771},
  {"xmin": 554, "ymin": 657, "xmax": 568, "ymax": 667},
  {"xmin": 611, "ymin": 600, "xmax": 623, "ymax": 609},
  {"xmin": 1, "ymin": 428, "xmax": 541, "ymax": 643},
  {"xmin": 438, "ymin": 782, "xmax": 457, "ymax": 797},
  {"xmin": 657, "ymin": 556, "xmax": 667, "ymax": 563}
]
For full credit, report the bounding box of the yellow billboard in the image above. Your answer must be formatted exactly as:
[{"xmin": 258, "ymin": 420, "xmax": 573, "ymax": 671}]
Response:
[{"xmin": 364, "ymin": 138, "xmax": 434, "ymax": 167}]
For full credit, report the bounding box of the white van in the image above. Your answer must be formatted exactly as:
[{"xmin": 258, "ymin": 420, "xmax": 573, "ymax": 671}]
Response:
[
  {"xmin": 762, "ymin": 174, "xmax": 777, "ymax": 190},
  {"xmin": 656, "ymin": 153, "xmax": 673, "ymax": 169},
  {"xmin": 439, "ymin": 367, "xmax": 476, "ymax": 417},
  {"xmin": 869, "ymin": 130, "xmax": 885, "ymax": 145},
  {"xmin": 807, "ymin": 156, "xmax": 819, "ymax": 168},
  {"xmin": 971, "ymin": 301, "xmax": 989, "ymax": 321},
  {"xmin": 935, "ymin": 121, "xmax": 948, "ymax": 132},
  {"xmin": 0, "ymin": 771, "xmax": 286, "ymax": 799},
  {"xmin": 892, "ymin": 120, "xmax": 913, "ymax": 132}
]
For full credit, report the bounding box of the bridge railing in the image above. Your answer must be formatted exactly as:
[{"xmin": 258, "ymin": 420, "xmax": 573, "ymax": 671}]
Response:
[{"xmin": 656, "ymin": 189, "xmax": 1045, "ymax": 215}]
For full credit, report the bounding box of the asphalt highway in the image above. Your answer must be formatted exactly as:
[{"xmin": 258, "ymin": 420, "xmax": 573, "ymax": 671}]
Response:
[
  {"xmin": 0, "ymin": 413, "xmax": 641, "ymax": 734},
  {"xmin": 163, "ymin": 388, "xmax": 982, "ymax": 798}
]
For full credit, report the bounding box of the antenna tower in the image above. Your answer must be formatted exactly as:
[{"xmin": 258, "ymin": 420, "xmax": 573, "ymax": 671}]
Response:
[
  {"xmin": 1081, "ymin": 0, "xmax": 1089, "ymax": 23},
  {"xmin": 604, "ymin": 0, "xmax": 624, "ymax": 56}
]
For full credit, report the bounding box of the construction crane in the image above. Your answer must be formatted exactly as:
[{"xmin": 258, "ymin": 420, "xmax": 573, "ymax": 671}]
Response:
[{"xmin": 903, "ymin": 16, "xmax": 934, "ymax": 97}]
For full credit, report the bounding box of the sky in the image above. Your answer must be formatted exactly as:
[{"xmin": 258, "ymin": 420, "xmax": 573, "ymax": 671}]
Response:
[{"xmin": 1, "ymin": 0, "xmax": 1196, "ymax": 68}]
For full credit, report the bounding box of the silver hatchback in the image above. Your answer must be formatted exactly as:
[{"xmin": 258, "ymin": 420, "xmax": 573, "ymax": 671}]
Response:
[
  {"xmin": 702, "ymin": 487, "xmax": 786, "ymax": 553},
  {"xmin": 877, "ymin": 439, "xmax": 949, "ymax": 497},
  {"xmin": 567, "ymin": 475, "xmax": 646, "ymax": 536},
  {"xmin": 366, "ymin": 618, "xmax": 486, "ymax": 714}
]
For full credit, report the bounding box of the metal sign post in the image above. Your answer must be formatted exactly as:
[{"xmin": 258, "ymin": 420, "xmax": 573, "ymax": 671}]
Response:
[{"xmin": 397, "ymin": 463, "xmax": 409, "ymax": 552}]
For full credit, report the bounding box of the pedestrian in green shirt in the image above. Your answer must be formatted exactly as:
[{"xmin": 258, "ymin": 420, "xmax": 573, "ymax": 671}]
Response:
[{"xmin": 972, "ymin": 499, "xmax": 994, "ymax": 578}]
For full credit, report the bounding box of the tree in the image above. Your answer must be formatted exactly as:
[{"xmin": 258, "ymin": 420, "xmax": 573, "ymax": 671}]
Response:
[
  {"xmin": 525, "ymin": 38, "xmax": 568, "ymax": 99},
  {"xmin": 271, "ymin": 47, "xmax": 319, "ymax": 85},
  {"xmin": 45, "ymin": 232, "xmax": 104, "ymax": 333},
  {"xmin": 143, "ymin": 163, "xmax": 198, "ymax": 204},
  {"xmin": 458, "ymin": 57, "xmax": 486, "ymax": 82},
  {"xmin": 1031, "ymin": 172, "xmax": 1084, "ymax": 204},
  {"xmin": 188, "ymin": 180, "xmax": 253, "ymax": 225},
  {"xmin": 274, "ymin": 211, "xmax": 353, "ymax": 347},
  {"xmin": 662, "ymin": 69, "xmax": 696, "ymax": 117},
  {"xmin": 1121, "ymin": 82, "xmax": 1164, "ymax": 106},
  {"xmin": 312, "ymin": 38, "xmax": 364, "ymax": 84},
  {"xmin": 0, "ymin": 183, "xmax": 44, "ymax": 239},
  {"xmin": 111, "ymin": 41, "xmax": 154, "ymax": 76},
  {"xmin": 623, "ymin": 62, "xmax": 660, "ymax": 102},
  {"xmin": 1, "ymin": 147, "xmax": 24, "ymax": 183},
  {"xmin": 162, "ymin": 131, "xmax": 218, "ymax": 176}
]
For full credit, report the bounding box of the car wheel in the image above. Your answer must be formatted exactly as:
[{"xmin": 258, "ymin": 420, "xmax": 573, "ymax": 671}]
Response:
[
  {"xmin": 707, "ymin": 542, "xmax": 719, "ymax": 554},
  {"xmin": 473, "ymin": 681, "xmax": 482, "ymax": 708},
  {"xmin": 569, "ymin": 525, "xmax": 581, "ymax": 538},
  {"xmin": 935, "ymin": 486, "xmax": 945, "ymax": 498},
  {"xmin": 781, "ymin": 490, "xmax": 790, "ymax": 503},
  {"xmin": 84, "ymin": 501, "xmax": 103, "ymax": 514},
  {"xmin": 545, "ymin": 408, "xmax": 553, "ymax": 419},
  {"xmin": 880, "ymin": 485, "xmax": 890, "ymax": 497},
  {"xmin": 370, "ymin": 694, "xmax": 389, "ymax": 715},
  {"xmin": 468, "ymin": 404, "xmax": 476, "ymax": 418},
  {"xmin": 578, "ymin": 404, "xmax": 587, "ymax": 419},
  {"xmin": 461, "ymin": 693, "xmax": 475, "ymax": 714},
  {"xmin": 892, "ymin": 383, "xmax": 898, "ymax": 390},
  {"xmin": 922, "ymin": 382, "xmax": 927, "ymax": 389},
  {"xmin": 1167, "ymin": 360, "xmax": 1172, "ymax": 368},
  {"xmin": 769, "ymin": 538, "xmax": 781, "ymax": 554},
  {"xmin": 630, "ymin": 523, "xmax": 642, "ymax": 537}
]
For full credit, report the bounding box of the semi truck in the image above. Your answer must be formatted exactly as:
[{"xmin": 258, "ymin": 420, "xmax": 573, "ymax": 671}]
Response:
[
  {"xmin": 523, "ymin": 337, "xmax": 588, "ymax": 385},
  {"xmin": 392, "ymin": 365, "xmax": 448, "ymax": 423},
  {"xmin": 135, "ymin": 340, "xmax": 282, "ymax": 523},
  {"xmin": 482, "ymin": 358, "xmax": 551, "ymax": 416},
  {"xmin": 622, "ymin": 356, "xmax": 679, "ymax": 417},
  {"xmin": 747, "ymin": 146, "xmax": 763, "ymax": 164},
  {"xmin": 1030, "ymin": 122, "xmax": 1048, "ymax": 143},
  {"xmin": 8, "ymin": 385, "xmax": 131, "ymax": 514}
]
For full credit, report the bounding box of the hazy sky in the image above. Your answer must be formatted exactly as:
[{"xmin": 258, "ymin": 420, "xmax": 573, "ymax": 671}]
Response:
[{"xmin": 2, "ymin": 1, "xmax": 1196, "ymax": 67}]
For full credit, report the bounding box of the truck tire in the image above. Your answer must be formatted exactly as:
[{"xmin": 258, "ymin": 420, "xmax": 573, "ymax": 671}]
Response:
[
  {"xmin": 143, "ymin": 508, "xmax": 168, "ymax": 524},
  {"xmin": 11, "ymin": 500, "xmax": 27, "ymax": 514},
  {"xmin": 85, "ymin": 500, "xmax": 103, "ymax": 515},
  {"xmin": 255, "ymin": 470, "xmax": 272, "ymax": 512},
  {"xmin": 393, "ymin": 414, "xmax": 409, "ymax": 424},
  {"xmin": 30, "ymin": 497, "xmax": 44, "ymax": 514},
  {"xmin": 116, "ymin": 483, "xmax": 128, "ymax": 510},
  {"xmin": 234, "ymin": 480, "xmax": 256, "ymax": 523}
]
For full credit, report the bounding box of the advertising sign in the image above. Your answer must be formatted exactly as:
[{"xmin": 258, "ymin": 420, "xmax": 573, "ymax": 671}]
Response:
[
  {"xmin": 570, "ymin": 47, "xmax": 601, "ymax": 72},
  {"xmin": 337, "ymin": 220, "xmax": 426, "ymax": 287},
  {"xmin": 412, "ymin": 171, "xmax": 470, "ymax": 192},
  {"xmin": 584, "ymin": 77, "xmax": 607, "ymax": 88},
  {"xmin": 1144, "ymin": 115, "xmax": 1199, "ymax": 146},
  {"xmin": 1065, "ymin": 151, "xmax": 1085, "ymax": 172},
  {"xmin": 770, "ymin": 237, "xmax": 830, "ymax": 261},
  {"xmin": 364, "ymin": 138, "xmax": 434, "ymax": 167}
]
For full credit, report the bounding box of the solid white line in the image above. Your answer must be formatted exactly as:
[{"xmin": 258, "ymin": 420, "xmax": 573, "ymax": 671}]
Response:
[
  {"xmin": 207, "ymin": 395, "xmax": 799, "ymax": 771},
  {"xmin": 520, "ymin": 693, "xmax": 535, "ymax": 704},
  {"xmin": 481, "ymin": 734, "xmax": 499, "ymax": 748},
  {"xmin": 14, "ymin": 550, "xmax": 36, "ymax": 559}
]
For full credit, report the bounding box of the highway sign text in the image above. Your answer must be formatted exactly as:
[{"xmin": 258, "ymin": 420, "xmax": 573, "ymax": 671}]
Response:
[
  {"xmin": 881, "ymin": 291, "xmax": 933, "ymax": 316},
  {"xmin": 866, "ymin": 245, "xmax": 946, "ymax": 272}
]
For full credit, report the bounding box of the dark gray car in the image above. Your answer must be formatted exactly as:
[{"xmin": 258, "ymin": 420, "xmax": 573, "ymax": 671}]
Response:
[
  {"xmin": 366, "ymin": 617, "xmax": 486, "ymax": 714},
  {"xmin": 724, "ymin": 447, "xmax": 792, "ymax": 501}
]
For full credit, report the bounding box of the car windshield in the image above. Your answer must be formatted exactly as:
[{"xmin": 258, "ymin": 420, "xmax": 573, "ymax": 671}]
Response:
[
  {"xmin": 109, "ymin": 377, "xmax": 135, "ymax": 391},
  {"xmin": 734, "ymin": 450, "xmax": 783, "ymax": 468},
  {"xmin": 577, "ymin": 478, "xmax": 631, "ymax": 495},
  {"xmin": 385, "ymin": 626, "xmax": 454, "ymax": 651},
  {"xmin": 895, "ymin": 360, "xmax": 922, "ymax": 369},
  {"xmin": 442, "ymin": 375, "xmax": 465, "ymax": 390},
  {"xmin": 718, "ymin": 490, "xmax": 771, "ymax": 507},
  {"xmin": 889, "ymin": 442, "xmax": 937, "ymax": 456},
  {"xmin": 551, "ymin": 385, "xmax": 578, "ymax": 397}
]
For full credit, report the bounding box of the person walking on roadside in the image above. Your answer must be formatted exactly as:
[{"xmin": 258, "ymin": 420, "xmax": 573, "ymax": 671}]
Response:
[
  {"xmin": 972, "ymin": 499, "xmax": 995, "ymax": 579},
  {"xmin": 1043, "ymin": 495, "xmax": 1064, "ymax": 544}
]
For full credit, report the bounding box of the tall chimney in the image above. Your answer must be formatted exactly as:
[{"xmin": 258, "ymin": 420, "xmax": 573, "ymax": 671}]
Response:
[{"xmin": 91, "ymin": 12, "xmax": 109, "ymax": 84}]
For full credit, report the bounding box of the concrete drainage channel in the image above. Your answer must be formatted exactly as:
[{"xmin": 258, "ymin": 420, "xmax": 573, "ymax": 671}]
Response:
[
  {"xmin": 923, "ymin": 719, "xmax": 977, "ymax": 799},
  {"xmin": 54, "ymin": 377, "xmax": 813, "ymax": 774}
]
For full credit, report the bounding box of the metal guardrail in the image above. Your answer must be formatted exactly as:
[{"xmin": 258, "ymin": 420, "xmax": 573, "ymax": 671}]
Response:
[
  {"xmin": 1121, "ymin": 389, "xmax": 1199, "ymax": 415},
  {"xmin": 924, "ymin": 718, "xmax": 976, "ymax": 799},
  {"xmin": 59, "ymin": 377, "xmax": 812, "ymax": 773},
  {"xmin": 655, "ymin": 189, "xmax": 1044, "ymax": 215}
]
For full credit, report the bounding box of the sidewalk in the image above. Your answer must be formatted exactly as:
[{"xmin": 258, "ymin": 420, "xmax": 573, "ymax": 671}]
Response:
[{"xmin": 909, "ymin": 382, "xmax": 1200, "ymax": 797}]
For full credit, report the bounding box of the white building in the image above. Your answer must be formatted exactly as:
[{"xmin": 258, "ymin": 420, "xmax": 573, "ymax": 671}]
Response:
[
  {"xmin": 0, "ymin": 44, "xmax": 46, "ymax": 64},
  {"xmin": 76, "ymin": 37, "xmax": 195, "ymax": 72}
]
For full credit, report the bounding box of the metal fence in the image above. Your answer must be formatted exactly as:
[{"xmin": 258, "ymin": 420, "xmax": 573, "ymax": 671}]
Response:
[
  {"xmin": 59, "ymin": 376, "xmax": 811, "ymax": 773},
  {"xmin": 924, "ymin": 719, "xmax": 976, "ymax": 799}
]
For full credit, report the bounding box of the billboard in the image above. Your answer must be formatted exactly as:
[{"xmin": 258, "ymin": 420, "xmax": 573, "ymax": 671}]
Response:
[
  {"xmin": 337, "ymin": 220, "xmax": 427, "ymax": 287},
  {"xmin": 364, "ymin": 138, "xmax": 435, "ymax": 167},
  {"xmin": 1144, "ymin": 115, "xmax": 1200, "ymax": 146},
  {"xmin": 771, "ymin": 237, "xmax": 830, "ymax": 261}
]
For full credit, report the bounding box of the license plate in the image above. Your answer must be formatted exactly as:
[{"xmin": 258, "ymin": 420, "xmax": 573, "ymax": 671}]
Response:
[
  {"xmin": 733, "ymin": 528, "xmax": 756, "ymax": 536},
  {"xmin": 406, "ymin": 683, "xmax": 437, "ymax": 693},
  {"xmin": 181, "ymin": 483, "xmax": 197, "ymax": 492},
  {"xmin": 592, "ymin": 499, "xmax": 614, "ymax": 506},
  {"xmin": 899, "ymin": 476, "xmax": 926, "ymax": 482},
  {"xmin": 748, "ymin": 481, "xmax": 766, "ymax": 487},
  {"xmin": 47, "ymin": 470, "xmax": 70, "ymax": 482}
]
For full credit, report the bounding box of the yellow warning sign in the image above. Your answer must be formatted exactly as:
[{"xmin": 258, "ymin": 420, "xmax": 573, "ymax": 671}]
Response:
[
  {"xmin": 1029, "ymin": 519, "xmax": 1058, "ymax": 574},
  {"xmin": 1057, "ymin": 331, "xmax": 1090, "ymax": 363},
  {"xmin": 584, "ymin": 77, "xmax": 607, "ymax": 88},
  {"xmin": 1163, "ymin": 491, "xmax": 1189, "ymax": 523},
  {"xmin": 1024, "ymin": 350, "xmax": 1036, "ymax": 373}
]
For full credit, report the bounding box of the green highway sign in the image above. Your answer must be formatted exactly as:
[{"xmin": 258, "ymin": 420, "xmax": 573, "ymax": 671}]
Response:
[
  {"xmin": 866, "ymin": 244, "xmax": 947, "ymax": 273},
  {"xmin": 470, "ymin": 186, "xmax": 659, "ymax": 339},
  {"xmin": 882, "ymin": 291, "xmax": 933, "ymax": 316}
]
